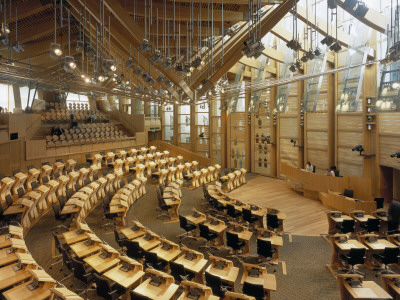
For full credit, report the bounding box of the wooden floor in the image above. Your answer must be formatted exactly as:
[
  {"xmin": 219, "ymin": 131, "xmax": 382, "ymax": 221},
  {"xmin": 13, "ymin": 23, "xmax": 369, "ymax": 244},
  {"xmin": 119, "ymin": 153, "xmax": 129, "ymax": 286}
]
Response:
[{"xmin": 228, "ymin": 175, "xmax": 329, "ymax": 236}]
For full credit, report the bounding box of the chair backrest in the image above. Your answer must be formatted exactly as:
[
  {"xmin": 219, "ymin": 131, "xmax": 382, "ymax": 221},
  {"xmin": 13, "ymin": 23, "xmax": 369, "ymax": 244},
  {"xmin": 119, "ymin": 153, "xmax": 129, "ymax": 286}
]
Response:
[
  {"xmin": 17, "ymin": 187, "xmax": 25, "ymax": 198},
  {"xmin": 54, "ymin": 172, "xmax": 60, "ymax": 179},
  {"xmin": 158, "ymin": 184, "xmax": 164, "ymax": 194},
  {"xmin": 257, "ymin": 239, "xmax": 273, "ymax": 259},
  {"xmin": 266, "ymin": 214, "xmax": 279, "ymax": 229},
  {"xmin": 374, "ymin": 198, "xmax": 384, "ymax": 209},
  {"xmin": 382, "ymin": 247, "xmax": 400, "ymax": 265},
  {"xmin": 130, "ymin": 291, "xmax": 149, "ymax": 300},
  {"xmin": 86, "ymin": 154, "xmax": 91, "ymax": 159},
  {"xmin": 119, "ymin": 180, "xmax": 125, "ymax": 188},
  {"xmin": 366, "ymin": 218, "xmax": 380, "ymax": 233},
  {"xmin": 226, "ymin": 204, "xmax": 236, "ymax": 217},
  {"xmin": 205, "ymin": 271, "xmax": 224, "ymax": 297},
  {"xmin": 93, "ymin": 173, "xmax": 99, "ymax": 181},
  {"xmin": 66, "ymin": 188, "xmax": 74, "ymax": 199},
  {"xmin": 199, "ymin": 223, "xmax": 210, "ymax": 239},
  {"xmin": 169, "ymin": 261, "xmax": 186, "ymax": 282},
  {"xmin": 341, "ymin": 219, "xmax": 355, "ymax": 234},
  {"xmin": 242, "ymin": 208, "xmax": 253, "ymax": 222},
  {"xmin": 242, "ymin": 281, "xmax": 265, "ymax": 299},
  {"xmin": 52, "ymin": 230, "xmax": 62, "ymax": 253},
  {"xmin": 52, "ymin": 203, "xmax": 61, "ymax": 220},
  {"xmin": 113, "ymin": 226, "xmax": 124, "ymax": 247},
  {"xmin": 347, "ymin": 248, "xmax": 366, "ymax": 266},
  {"xmin": 93, "ymin": 273, "xmax": 113, "ymax": 298},
  {"xmin": 179, "ymin": 215, "xmax": 188, "ymax": 230},
  {"xmin": 5, "ymin": 194, "xmax": 13, "ymax": 207},
  {"xmin": 144, "ymin": 250, "xmax": 159, "ymax": 266},
  {"xmin": 71, "ymin": 256, "xmax": 89, "ymax": 282},
  {"xmin": 226, "ymin": 231, "xmax": 240, "ymax": 250},
  {"xmin": 83, "ymin": 178, "xmax": 90, "ymax": 186},
  {"xmin": 31, "ymin": 181, "xmax": 38, "ymax": 190},
  {"xmin": 125, "ymin": 240, "xmax": 143, "ymax": 260},
  {"xmin": 60, "ymin": 244, "xmax": 72, "ymax": 270}
]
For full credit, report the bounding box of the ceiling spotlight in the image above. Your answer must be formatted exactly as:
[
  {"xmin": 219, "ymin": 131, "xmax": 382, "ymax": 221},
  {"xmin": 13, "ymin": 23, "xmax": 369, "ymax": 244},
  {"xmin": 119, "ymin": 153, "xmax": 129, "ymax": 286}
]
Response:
[
  {"xmin": 329, "ymin": 41, "xmax": 342, "ymax": 52},
  {"xmin": 191, "ymin": 57, "xmax": 204, "ymax": 69},
  {"xmin": 125, "ymin": 57, "xmax": 135, "ymax": 68},
  {"xmin": 392, "ymin": 82, "xmax": 400, "ymax": 89},
  {"xmin": 289, "ymin": 63, "xmax": 297, "ymax": 72},
  {"xmin": 98, "ymin": 74, "xmax": 105, "ymax": 82},
  {"xmin": 12, "ymin": 41, "xmax": 24, "ymax": 53},
  {"xmin": 1, "ymin": 23, "xmax": 10, "ymax": 35},
  {"xmin": 85, "ymin": 45, "xmax": 96, "ymax": 58},
  {"xmin": 138, "ymin": 38, "xmax": 152, "ymax": 53},
  {"xmin": 300, "ymin": 54, "xmax": 309, "ymax": 63},
  {"xmin": 175, "ymin": 63, "xmax": 183, "ymax": 72},
  {"xmin": 76, "ymin": 40, "xmax": 84, "ymax": 53},
  {"xmin": 157, "ymin": 75, "xmax": 165, "ymax": 83},
  {"xmin": 63, "ymin": 56, "xmax": 76, "ymax": 73},
  {"xmin": 84, "ymin": 77, "xmax": 90, "ymax": 83},
  {"xmin": 110, "ymin": 65, "xmax": 116, "ymax": 71},
  {"xmin": 306, "ymin": 49, "xmax": 315, "ymax": 60},
  {"xmin": 50, "ymin": 43, "xmax": 62, "ymax": 60},
  {"xmin": 321, "ymin": 35, "xmax": 334, "ymax": 46},
  {"xmin": 382, "ymin": 42, "xmax": 400, "ymax": 66},
  {"xmin": 314, "ymin": 47, "xmax": 322, "ymax": 57},
  {"xmin": 286, "ymin": 39, "xmax": 302, "ymax": 51},
  {"xmin": 150, "ymin": 50, "xmax": 163, "ymax": 64},
  {"xmin": 133, "ymin": 66, "xmax": 142, "ymax": 75},
  {"xmin": 162, "ymin": 57, "xmax": 173, "ymax": 70},
  {"xmin": 243, "ymin": 36, "xmax": 265, "ymax": 59},
  {"xmin": 295, "ymin": 60, "xmax": 302, "ymax": 70}
]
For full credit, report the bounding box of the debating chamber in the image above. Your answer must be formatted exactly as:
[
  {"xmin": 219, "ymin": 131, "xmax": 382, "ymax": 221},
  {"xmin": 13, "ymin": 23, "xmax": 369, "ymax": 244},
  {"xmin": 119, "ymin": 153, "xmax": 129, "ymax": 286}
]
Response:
[{"xmin": 0, "ymin": 0, "xmax": 400, "ymax": 299}]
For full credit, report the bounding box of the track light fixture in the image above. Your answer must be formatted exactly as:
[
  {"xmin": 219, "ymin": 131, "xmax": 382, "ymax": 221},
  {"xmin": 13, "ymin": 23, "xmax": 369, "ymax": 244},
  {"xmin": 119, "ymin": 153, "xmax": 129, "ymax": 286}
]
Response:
[
  {"xmin": 162, "ymin": 57, "xmax": 173, "ymax": 70},
  {"xmin": 314, "ymin": 47, "xmax": 322, "ymax": 57},
  {"xmin": 12, "ymin": 42, "xmax": 24, "ymax": 53},
  {"xmin": 382, "ymin": 42, "xmax": 400, "ymax": 65},
  {"xmin": 63, "ymin": 56, "xmax": 76, "ymax": 73},
  {"xmin": 321, "ymin": 35, "xmax": 334, "ymax": 46},
  {"xmin": 343, "ymin": 0, "xmax": 369, "ymax": 18},
  {"xmin": 138, "ymin": 38, "xmax": 152, "ymax": 53},
  {"xmin": 329, "ymin": 41, "xmax": 342, "ymax": 52},
  {"xmin": 103, "ymin": 59, "xmax": 116, "ymax": 75},
  {"xmin": 243, "ymin": 36, "xmax": 265, "ymax": 59},
  {"xmin": 175, "ymin": 63, "xmax": 183, "ymax": 72},
  {"xmin": 306, "ymin": 49, "xmax": 315, "ymax": 60},
  {"xmin": 300, "ymin": 53, "xmax": 309, "ymax": 63},
  {"xmin": 125, "ymin": 57, "xmax": 135, "ymax": 68},
  {"xmin": 191, "ymin": 57, "xmax": 204, "ymax": 69},
  {"xmin": 286, "ymin": 39, "xmax": 302, "ymax": 51},
  {"xmin": 133, "ymin": 66, "xmax": 142, "ymax": 75},
  {"xmin": 289, "ymin": 63, "xmax": 297, "ymax": 73},
  {"xmin": 157, "ymin": 75, "xmax": 165, "ymax": 83},
  {"xmin": 50, "ymin": 43, "xmax": 62, "ymax": 60},
  {"xmin": 76, "ymin": 40, "xmax": 84, "ymax": 53},
  {"xmin": 150, "ymin": 50, "xmax": 163, "ymax": 64}
]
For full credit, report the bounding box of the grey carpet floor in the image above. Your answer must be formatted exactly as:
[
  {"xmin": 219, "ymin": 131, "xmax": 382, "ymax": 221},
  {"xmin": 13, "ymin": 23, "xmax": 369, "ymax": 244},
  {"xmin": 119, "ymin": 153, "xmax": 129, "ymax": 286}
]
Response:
[{"xmin": 21, "ymin": 172, "xmax": 388, "ymax": 300}]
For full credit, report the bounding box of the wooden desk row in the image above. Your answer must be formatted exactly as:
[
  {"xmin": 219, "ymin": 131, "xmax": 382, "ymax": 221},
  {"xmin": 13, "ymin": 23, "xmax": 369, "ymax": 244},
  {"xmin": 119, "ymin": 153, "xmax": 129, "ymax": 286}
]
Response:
[
  {"xmin": 328, "ymin": 233, "xmax": 400, "ymax": 275},
  {"xmin": 0, "ymin": 225, "xmax": 83, "ymax": 300},
  {"xmin": 207, "ymin": 184, "xmax": 286, "ymax": 232},
  {"xmin": 328, "ymin": 209, "xmax": 389, "ymax": 236}
]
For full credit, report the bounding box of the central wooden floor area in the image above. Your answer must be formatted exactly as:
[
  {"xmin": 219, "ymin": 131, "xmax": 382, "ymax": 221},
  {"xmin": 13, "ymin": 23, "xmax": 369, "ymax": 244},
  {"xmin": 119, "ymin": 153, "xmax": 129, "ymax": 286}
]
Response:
[{"xmin": 228, "ymin": 176, "xmax": 329, "ymax": 236}]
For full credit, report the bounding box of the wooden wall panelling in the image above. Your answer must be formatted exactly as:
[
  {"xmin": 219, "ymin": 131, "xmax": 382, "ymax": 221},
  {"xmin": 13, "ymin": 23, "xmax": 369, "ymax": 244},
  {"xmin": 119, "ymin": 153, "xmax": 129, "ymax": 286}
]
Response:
[
  {"xmin": 305, "ymin": 113, "xmax": 329, "ymax": 172},
  {"xmin": 337, "ymin": 114, "xmax": 364, "ymax": 177},
  {"xmin": 379, "ymin": 113, "xmax": 400, "ymax": 168}
]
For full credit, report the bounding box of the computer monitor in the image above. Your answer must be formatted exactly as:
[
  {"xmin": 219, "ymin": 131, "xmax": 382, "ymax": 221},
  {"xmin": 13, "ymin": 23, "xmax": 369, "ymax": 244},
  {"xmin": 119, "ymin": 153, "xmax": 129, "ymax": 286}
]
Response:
[{"xmin": 343, "ymin": 189, "xmax": 354, "ymax": 198}]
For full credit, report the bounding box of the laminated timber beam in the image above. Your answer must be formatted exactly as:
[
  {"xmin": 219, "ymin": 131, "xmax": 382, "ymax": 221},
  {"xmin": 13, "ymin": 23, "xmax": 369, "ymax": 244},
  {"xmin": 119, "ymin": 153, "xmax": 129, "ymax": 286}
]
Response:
[
  {"xmin": 337, "ymin": 0, "xmax": 387, "ymax": 34},
  {"xmin": 192, "ymin": 0, "xmax": 297, "ymax": 96},
  {"xmin": 102, "ymin": 0, "xmax": 194, "ymax": 100}
]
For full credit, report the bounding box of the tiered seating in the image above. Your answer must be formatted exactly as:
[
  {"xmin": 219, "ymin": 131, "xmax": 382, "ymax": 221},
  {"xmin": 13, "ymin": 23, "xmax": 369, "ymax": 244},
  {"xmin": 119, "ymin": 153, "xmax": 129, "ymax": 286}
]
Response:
[
  {"xmin": 41, "ymin": 102, "xmax": 107, "ymax": 123},
  {"xmin": 46, "ymin": 122, "xmax": 131, "ymax": 148},
  {"xmin": 0, "ymin": 225, "xmax": 82, "ymax": 299}
]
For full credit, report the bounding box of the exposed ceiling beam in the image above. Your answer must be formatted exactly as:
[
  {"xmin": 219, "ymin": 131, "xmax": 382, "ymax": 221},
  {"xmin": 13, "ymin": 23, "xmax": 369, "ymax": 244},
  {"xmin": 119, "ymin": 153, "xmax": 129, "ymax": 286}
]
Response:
[
  {"xmin": 337, "ymin": 0, "xmax": 386, "ymax": 34},
  {"xmin": 102, "ymin": 0, "xmax": 193, "ymax": 100},
  {"xmin": 10, "ymin": 0, "xmax": 53, "ymax": 24},
  {"xmin": 122, "ymin": 2, "xmax": 245, "ymax": 22},
  {"xmin": 192, "ymin": 1, "xmax": 294, "ymax": 92}
]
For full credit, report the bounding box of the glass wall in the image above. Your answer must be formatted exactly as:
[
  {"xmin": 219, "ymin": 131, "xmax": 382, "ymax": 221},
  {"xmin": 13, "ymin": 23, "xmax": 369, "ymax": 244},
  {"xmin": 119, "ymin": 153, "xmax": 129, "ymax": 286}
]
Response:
[
  {"xmin": 178, "ymin": 104, "xmax": 191, "ymax": 149},
  {"xmin": 163, "ymin": 104, "xmax": 174, "ymax": 143}
]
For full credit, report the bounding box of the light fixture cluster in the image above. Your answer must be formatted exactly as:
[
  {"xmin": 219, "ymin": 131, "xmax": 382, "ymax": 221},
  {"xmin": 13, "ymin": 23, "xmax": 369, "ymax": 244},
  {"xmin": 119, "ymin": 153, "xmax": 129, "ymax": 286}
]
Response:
[
  {"xmin": 138, "ymin": 39, "xmax": 152, "ymax": 53},
  {"xmin": 382, "ymin": 42, "xmax": 400, "ymax": 65},
  {"xmin": 243, "ymin": 36, "xmax": 265, "ymax": 59},
  {"xmin": 390, "ymin": 151, "xmax": 400, "ymax": 158},
  {"xmin": 343, "ymin": 0, "xmax": 369, "ymax": 18}
]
